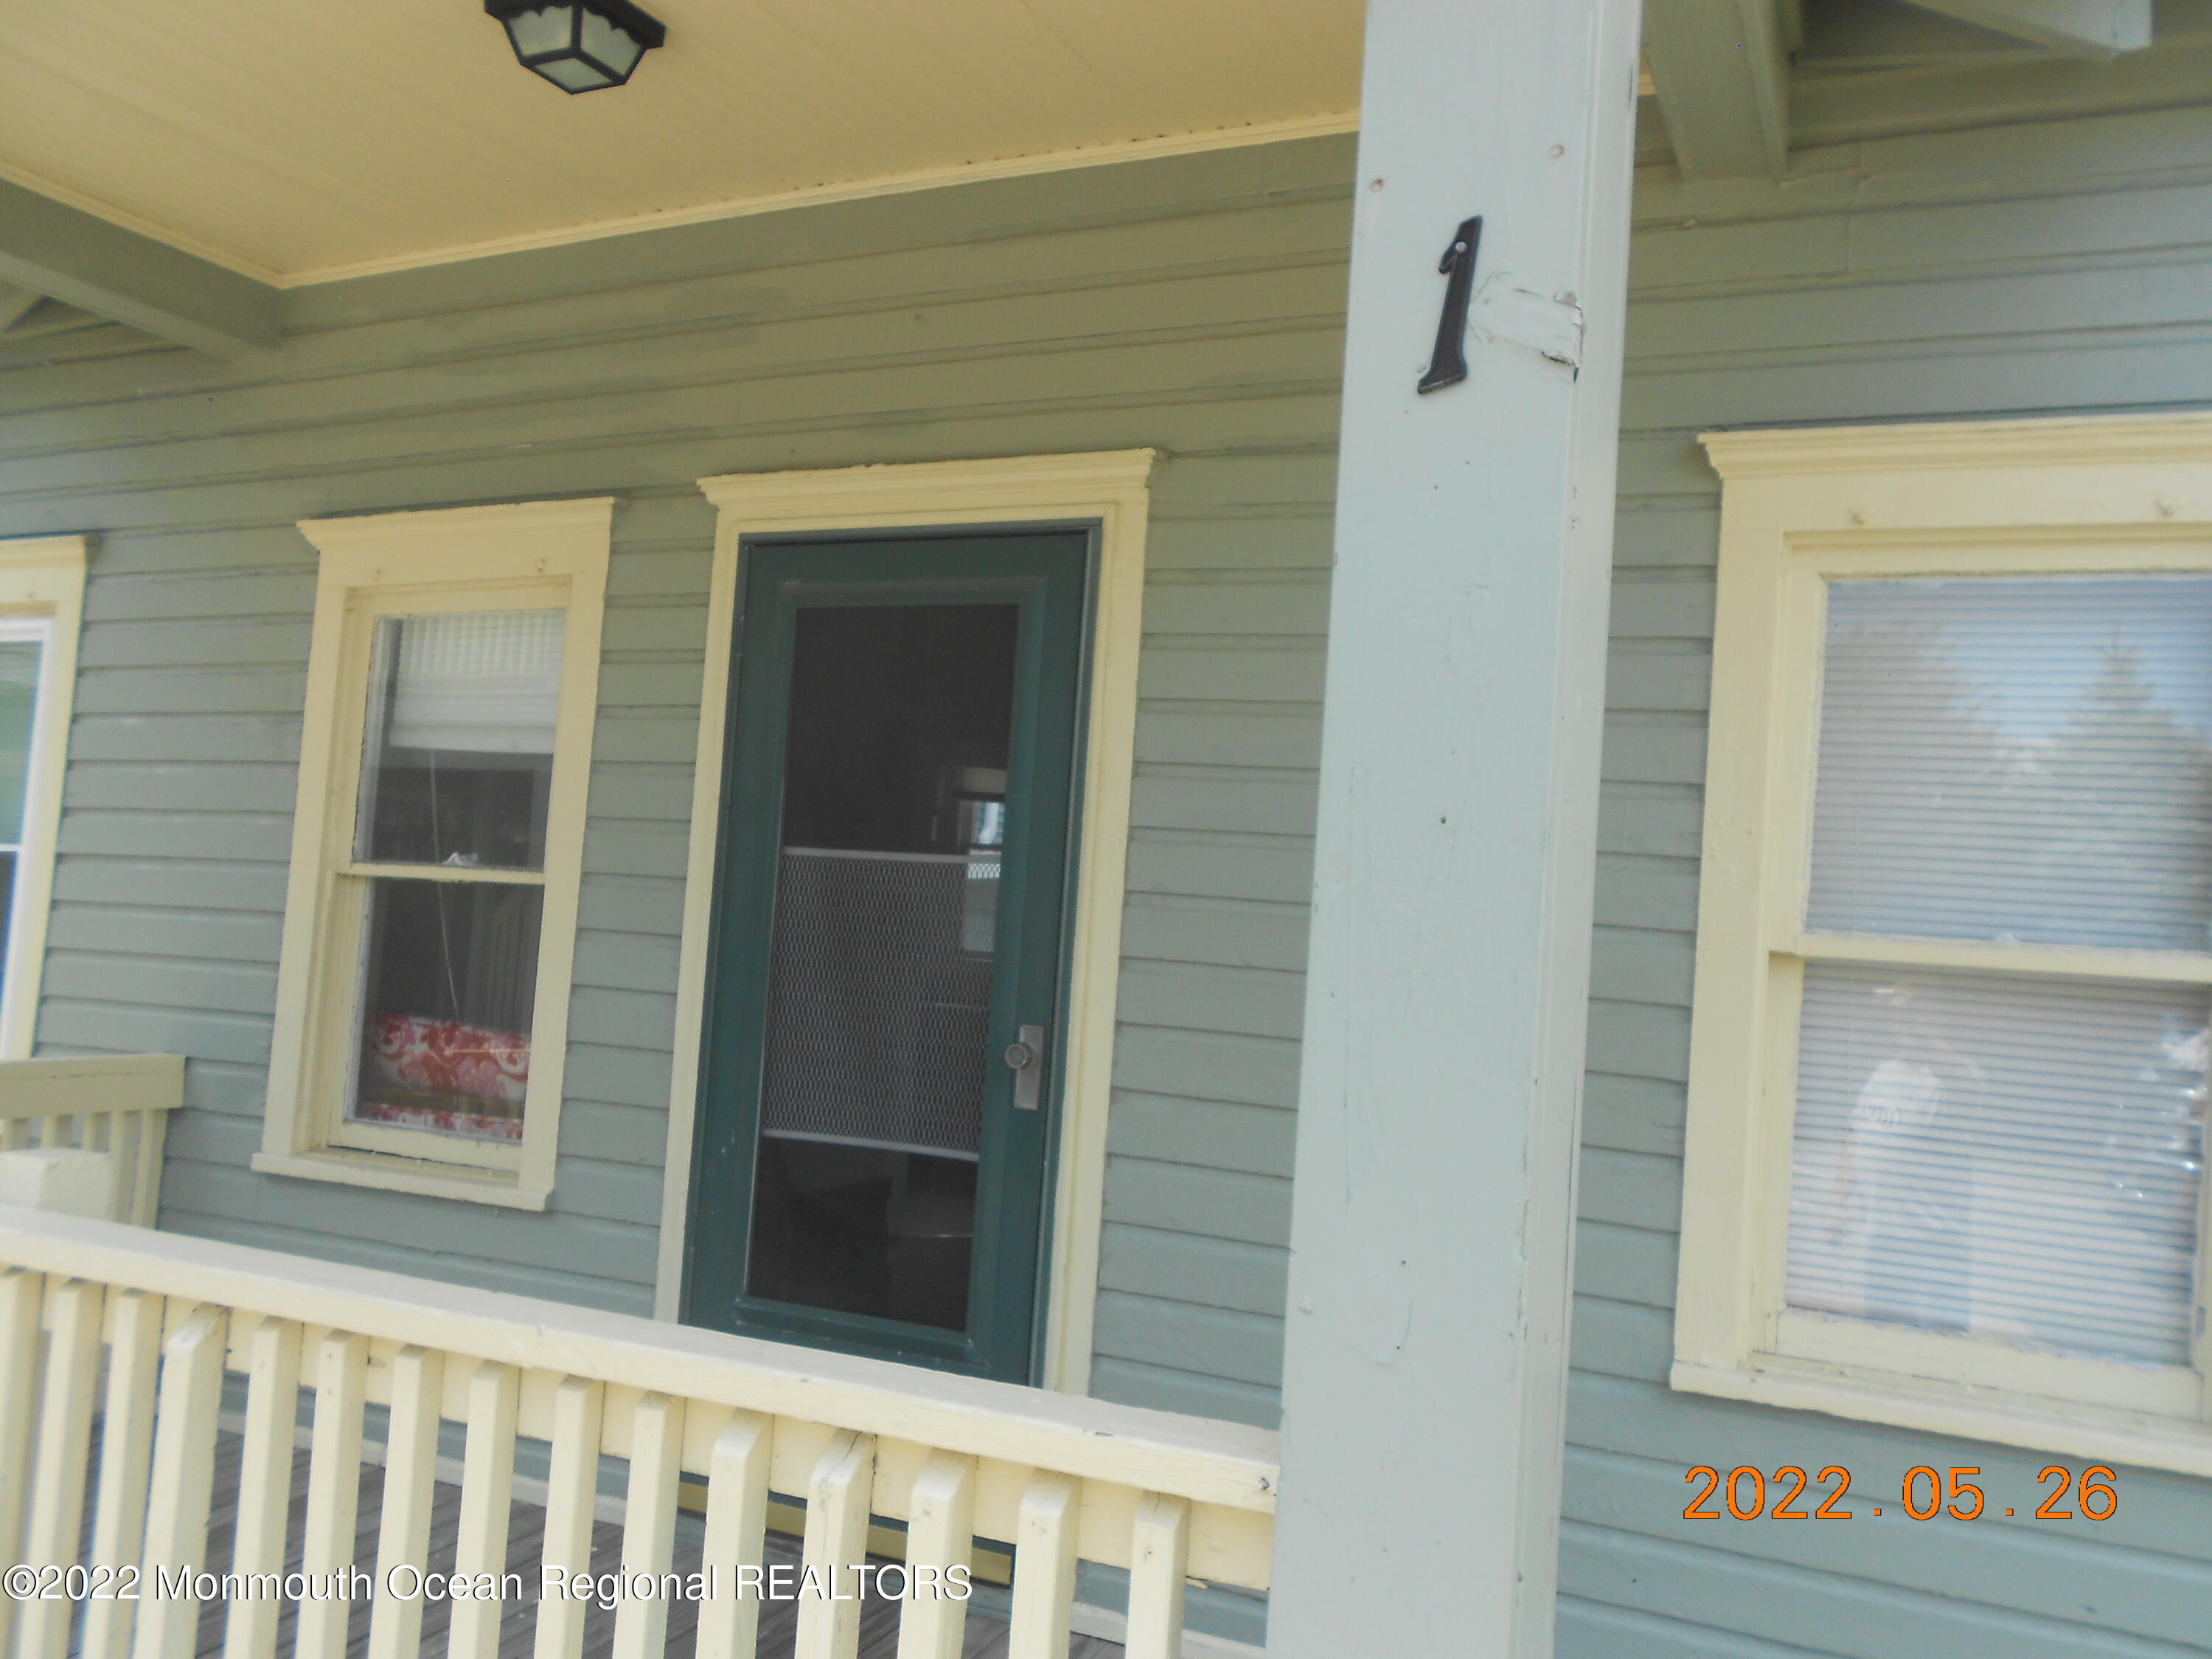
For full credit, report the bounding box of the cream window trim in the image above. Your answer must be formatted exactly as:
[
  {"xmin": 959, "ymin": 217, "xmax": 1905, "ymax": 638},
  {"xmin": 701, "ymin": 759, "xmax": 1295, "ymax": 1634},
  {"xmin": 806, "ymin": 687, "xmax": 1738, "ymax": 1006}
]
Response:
[
  {"xmin": 659, "ymin": 451, "xmax": 1156, "ymax": 1397},
  {"xmin": 1675, "ymin": 412, "xmax": 2212, "ymax": 1478},
  {"xmin": 257, "ymin": 499, "xmax": 611, "ymax": 1208},
  {"xmin": 0, "ymin": 537, "xmax": 85, "ymax": 1058}
]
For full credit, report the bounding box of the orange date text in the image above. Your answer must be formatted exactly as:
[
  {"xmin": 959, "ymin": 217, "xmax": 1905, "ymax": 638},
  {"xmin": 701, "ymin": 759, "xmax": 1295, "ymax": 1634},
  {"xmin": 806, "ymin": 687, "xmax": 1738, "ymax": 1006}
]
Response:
[{"xmin": 1681, "ymin": 1464, "xmax": 2117, "ymax": 1521}]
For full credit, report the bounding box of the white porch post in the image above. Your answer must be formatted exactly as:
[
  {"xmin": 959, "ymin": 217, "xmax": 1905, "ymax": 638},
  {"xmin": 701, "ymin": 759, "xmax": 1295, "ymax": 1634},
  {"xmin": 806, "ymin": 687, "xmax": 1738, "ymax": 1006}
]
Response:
[{"xmin": 1270, "ymin": 2, "xmax": 1644, "ymax": 1655}]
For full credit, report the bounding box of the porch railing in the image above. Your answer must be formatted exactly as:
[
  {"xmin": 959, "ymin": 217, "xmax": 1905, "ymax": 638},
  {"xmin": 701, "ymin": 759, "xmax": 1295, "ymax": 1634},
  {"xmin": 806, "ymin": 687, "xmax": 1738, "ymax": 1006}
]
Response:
[
  {"xmin": 0, "ymin": 1207, "xmax": 1276, "ymax": 1659},
  {"xmin": 0, "ymin": 1056, "xmax": 184, "ymax": 1225}
]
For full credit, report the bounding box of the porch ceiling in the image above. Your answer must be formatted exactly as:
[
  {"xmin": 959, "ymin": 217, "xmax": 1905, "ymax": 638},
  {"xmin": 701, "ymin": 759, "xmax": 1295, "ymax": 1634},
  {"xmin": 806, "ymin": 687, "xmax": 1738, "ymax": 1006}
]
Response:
[
  {"xmin": 4, "ymin": 0, "xmax": 2209, "ymax": 356},
  {"xmin": 0, "ymin": 0, "xmax": 1363, "ymax": 285}
]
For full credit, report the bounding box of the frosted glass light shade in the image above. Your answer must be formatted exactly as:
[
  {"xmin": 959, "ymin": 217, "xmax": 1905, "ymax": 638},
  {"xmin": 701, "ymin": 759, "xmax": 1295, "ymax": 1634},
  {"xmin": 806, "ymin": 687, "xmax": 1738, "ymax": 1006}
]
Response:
[{"xmin": 484, "ymin": 0, "xmax": 665, "ymax": 94}]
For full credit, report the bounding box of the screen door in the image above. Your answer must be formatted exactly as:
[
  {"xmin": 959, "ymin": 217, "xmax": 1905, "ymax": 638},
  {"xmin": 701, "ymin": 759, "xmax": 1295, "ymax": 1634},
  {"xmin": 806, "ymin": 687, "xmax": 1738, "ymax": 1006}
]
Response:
[{"xmin": 684, "ymin": 531, "xmax": 1088, "ymax": 1381}]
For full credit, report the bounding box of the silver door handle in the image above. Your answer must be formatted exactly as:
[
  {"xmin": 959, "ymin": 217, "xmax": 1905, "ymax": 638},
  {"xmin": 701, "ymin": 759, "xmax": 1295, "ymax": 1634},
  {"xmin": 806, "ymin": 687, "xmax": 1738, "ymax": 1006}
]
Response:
[{"xmin": 1004, "ymin": 1023, "xmax": 1047, "ymax": 1111}]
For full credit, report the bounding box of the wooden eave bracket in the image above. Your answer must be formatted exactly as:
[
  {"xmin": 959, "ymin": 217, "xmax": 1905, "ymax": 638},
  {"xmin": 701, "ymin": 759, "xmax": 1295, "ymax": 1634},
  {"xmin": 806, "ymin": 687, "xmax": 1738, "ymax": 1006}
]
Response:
[
  {"xmin": 0, "ymin": 283, "xmax": 41, "ymax": 334},
  {"xmin": 1896, "ymin": 0, "xmax": 2152, "ymax": 58},
  {"xmin": 1643, "ymin": 0, "xmax": 1792, "ymax": 179},
  {"xmin": 1644, "ymin": 0, "xmax": 2154, "ymax": 181},
  {"xmin": 0, "ymin": 175, "xmax": 280, "ymax": 356}
]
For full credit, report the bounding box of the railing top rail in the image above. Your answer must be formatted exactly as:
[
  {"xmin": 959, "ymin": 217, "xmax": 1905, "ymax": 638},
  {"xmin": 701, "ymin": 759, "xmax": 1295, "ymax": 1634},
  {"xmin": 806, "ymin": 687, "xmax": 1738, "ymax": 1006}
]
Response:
[
  {"xmin": 0, "ymin": 1054, "xmax": 185, "ymax": 1119},
  {"xmin": 0, "ymin": 1205, "xmax": 1279, "ymax": 1513}
]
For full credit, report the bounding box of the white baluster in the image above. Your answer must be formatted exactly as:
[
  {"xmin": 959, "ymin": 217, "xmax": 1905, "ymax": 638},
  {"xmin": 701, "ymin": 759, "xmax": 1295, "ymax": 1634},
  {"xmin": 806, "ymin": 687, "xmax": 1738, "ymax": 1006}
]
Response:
[
  {"xmin": 1124, "ymin": 1493, "xmax": 1189, "ymax": 1659},
  {"xmin": 130, "ymin": 1110, "xmax": 167, "ymax": 1227},
  {"xmin": 102, "ymin": 1114, "xmax": 136, "ymax": 1222},
  {"xmin": 19, "ymin": 1279, "xmax": 105, "ymax": 1659},
  {"xmin": 0, "ymin": 1268, "xmax": 41, "ymax": 1657},
  {"xmin": 794, "ymin": 1429, "xmax": 874, "ymax": 1659},
  {"xmin": 611, "ymin": 1394, "xmax": 684, "ymax": 1659},
  {"xmin": 1006, "ymin": 1471, "xmax": 1079, "ymax": 1659},
  {"xmin": 446, "ymin": 1361, "xmax": 518, "ymax": 1659},
  {"xmin": 530, "ymin": 1377, "xmax": 604, "ymax": 1659},
  {"xmin": 694, "ymin": 1411, "xmax": 771, "ymax": 1659},
  {"xmin": 83, "ymin": 1290, "xmax": 164, "ymax": 1659},
  {"xmin": 894, "ymin": 1450, "xmax": 975, "ymax": 1659},
  {"xmin": 131, "ymin": 1308, "xmax": 229, "ymax": 1659},
  {"xmin": 295, "ymin": 1332, "xmax": 368, "ymax": 1659},
  {"xmin": 221, "ymin": 1318, "xmax": 302, "ymax": 1659},
  {"xmin": 366, "ymin": 1346, "xmax": 445, "ymax": 1659}
]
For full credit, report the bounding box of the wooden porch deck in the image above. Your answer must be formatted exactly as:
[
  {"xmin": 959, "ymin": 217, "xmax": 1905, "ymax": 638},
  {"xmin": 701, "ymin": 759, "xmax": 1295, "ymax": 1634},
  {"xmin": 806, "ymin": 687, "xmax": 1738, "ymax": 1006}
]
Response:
[{"xmin": 136, "ymin": 1430, "xmax": 1124, "ymax": 1659}]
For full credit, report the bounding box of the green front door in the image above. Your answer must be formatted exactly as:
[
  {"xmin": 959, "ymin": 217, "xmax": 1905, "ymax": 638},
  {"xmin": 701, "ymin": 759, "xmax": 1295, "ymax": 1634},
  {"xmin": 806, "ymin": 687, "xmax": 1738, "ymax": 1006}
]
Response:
[{"xmin": 684, "ymin": 529, "xmax": 1088, "ymax": 1382}]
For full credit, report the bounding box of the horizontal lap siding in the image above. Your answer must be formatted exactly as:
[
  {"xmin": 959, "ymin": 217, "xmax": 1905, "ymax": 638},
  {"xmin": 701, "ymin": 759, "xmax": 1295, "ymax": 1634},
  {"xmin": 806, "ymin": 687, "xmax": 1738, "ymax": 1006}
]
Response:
[
  {"xmin": 1568, "ymin": 105, "xmax": 2212, "ymax": 1658},
  {"xmin": 0, "ymin": 139, "xmax": 1352, "ymax": 1377},
  {"xmin": 13, "ymin": 97, "xmax": 2208, "ymax": 1649}
]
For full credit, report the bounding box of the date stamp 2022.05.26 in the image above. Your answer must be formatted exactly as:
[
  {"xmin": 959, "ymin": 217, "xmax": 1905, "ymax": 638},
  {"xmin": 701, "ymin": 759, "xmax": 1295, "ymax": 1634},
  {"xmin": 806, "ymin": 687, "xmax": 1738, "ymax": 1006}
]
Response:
[{"xmin": 1683, "ymin": 1462, "xmax": 2120, "ymax": 1521}]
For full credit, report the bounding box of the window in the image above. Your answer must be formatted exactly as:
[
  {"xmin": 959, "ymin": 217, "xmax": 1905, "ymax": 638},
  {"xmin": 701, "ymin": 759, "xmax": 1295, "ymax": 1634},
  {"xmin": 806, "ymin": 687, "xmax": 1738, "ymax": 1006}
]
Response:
[
  {"xmin": 0, "ymin": 538, "xmax": 84, "ymax": 1057},
  {"xmin": 1677, "ymin": 417, "xmax": 2212, "ymax": 1475},
  {"xmin": 260, "ymin": 501, "xmax": 609, "ymax": 1208}
]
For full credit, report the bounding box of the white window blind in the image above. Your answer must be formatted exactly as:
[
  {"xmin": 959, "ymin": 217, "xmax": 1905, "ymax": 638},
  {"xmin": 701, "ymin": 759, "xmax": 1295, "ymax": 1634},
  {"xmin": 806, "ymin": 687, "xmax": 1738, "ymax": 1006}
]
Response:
[
  {"xmin": 1788, "ymin": 575, "xmax": 2210, "ymax": 1365},
  {"xmin": 384, "ymin": 609, "xmax": 563, "ymax": 755},
  {"xmin": 1787, "ymin": 964, "xmax": 2204, "ymax": 1365},
  {"xmin": 1807, "ymin": 576, "xmax": 2212, "ymax": 950}
]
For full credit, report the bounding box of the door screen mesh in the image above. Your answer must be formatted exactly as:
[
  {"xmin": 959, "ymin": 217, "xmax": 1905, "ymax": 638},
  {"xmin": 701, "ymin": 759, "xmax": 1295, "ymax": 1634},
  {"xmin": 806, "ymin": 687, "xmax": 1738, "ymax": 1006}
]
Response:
[{"xmin": 757, "ymin": 847, "xmax": 998, "ymax": 1158}]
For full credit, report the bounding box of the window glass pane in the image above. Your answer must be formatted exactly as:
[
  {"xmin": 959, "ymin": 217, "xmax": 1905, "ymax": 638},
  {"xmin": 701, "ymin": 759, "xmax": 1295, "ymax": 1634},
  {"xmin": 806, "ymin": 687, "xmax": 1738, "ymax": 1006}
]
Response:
[
  {"xmin": 0, "ymin": 638, "xmax": 44, "ymax": 847},
  {"xmin": 0, "ymin": 849, "xmax": 16, "ymax": 1012},
  {"xmin": 349, "ymin": 877, "xmax": 543, "ymax": 1144},
  {"xmin": 355, "ymin": 611, "xmax": 563, "ymax": 871},
  {"xmin": 1806, "ymin": 575, "xmax": 2212, "ymax": 950},
  {"xmin": 1787, "ymin": 963, "xmax": 2205, "ymax": 1366},
  {"xmin": 747, "ymin": 604, "xmax": 1019, "ymax": 1331}
]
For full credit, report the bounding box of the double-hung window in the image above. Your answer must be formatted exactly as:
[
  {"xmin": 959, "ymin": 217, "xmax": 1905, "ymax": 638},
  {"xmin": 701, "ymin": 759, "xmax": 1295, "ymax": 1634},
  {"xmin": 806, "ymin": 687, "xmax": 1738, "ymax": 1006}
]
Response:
[
  {"xmin": 1677, "ymin": 417, "xmax": 2212, "ymax": 1474},
  {"xmin": 260, "ymin": 501, "xmax": 609, "ymax": 1208},
  {"xmin": 0, "ymin": 538, "xmax": 83, "ymax": 1057}
]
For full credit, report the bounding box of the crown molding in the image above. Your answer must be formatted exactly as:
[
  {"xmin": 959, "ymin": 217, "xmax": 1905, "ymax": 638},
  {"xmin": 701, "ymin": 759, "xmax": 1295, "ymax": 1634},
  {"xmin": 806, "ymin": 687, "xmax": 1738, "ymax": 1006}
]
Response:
[
  {"xmin": 296, "ymin": 495, "xmax": 617, "ymax": 556},
  {"xmin": 1701, "ymin": 411, "xmax": 2212, "ymax": 478},
  {"xmin": 698, "ymin": 452, "xmax": 1158, "ymax": 526},
  {"xmin": 0, "ymin": 535, "xmax": 87, "ymax": 572}
]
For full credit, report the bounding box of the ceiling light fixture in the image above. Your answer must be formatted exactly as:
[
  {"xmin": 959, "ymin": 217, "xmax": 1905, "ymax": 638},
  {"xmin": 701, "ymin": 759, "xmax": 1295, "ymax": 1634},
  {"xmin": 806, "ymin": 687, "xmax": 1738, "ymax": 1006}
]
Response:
[{"xmin": 484, "ymin": 1, "xmax": 667, "ymax": 94}]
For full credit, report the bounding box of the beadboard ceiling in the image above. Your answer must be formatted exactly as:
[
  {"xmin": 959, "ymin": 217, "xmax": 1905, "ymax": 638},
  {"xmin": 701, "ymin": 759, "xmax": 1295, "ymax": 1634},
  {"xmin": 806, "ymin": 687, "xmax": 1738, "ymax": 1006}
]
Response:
[{"xmin": 0, "ymin": 0, "xmax": 1363, "ymax": 285}]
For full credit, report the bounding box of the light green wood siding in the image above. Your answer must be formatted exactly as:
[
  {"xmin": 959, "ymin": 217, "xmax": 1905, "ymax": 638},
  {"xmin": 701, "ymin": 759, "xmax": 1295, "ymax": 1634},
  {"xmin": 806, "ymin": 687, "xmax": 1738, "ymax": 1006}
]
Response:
[
  {"xmin": 8, "ymin": 95, "xmax": 2212, "ymax": 1653},
  {"xmin": 0, "ymin": 140, "xmax": 1346, "ymax": 1419},
  {"xmin": 1571, "ymin": 103, "xmax": 2212, "ymax": 1658}
]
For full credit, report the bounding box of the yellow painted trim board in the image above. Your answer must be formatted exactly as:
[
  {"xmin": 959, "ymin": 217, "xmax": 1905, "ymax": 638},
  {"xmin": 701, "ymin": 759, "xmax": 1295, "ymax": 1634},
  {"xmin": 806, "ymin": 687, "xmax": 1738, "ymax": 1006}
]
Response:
[
  {"xmin": 660, "ymin": 452, "xmax": 1156, "ymax": 1402},
  {"xmin": 0, "ymin": 538, "xmax": 85, "ymax": 1060},
  {"xmin": 1672, "ymin": 1359, "xmax": 2212, "ymax": 1479},
  {"xmin": 259, "ymin": 498, "xmax": 612, "ymax": 1208},
  {"xmin": 1676, "ymin": 411, "xmax": 2212, "ymax": 1469},
  {"xmin": 0, "ymin": 1055, "xmax": 182, "ymax": 1119}
]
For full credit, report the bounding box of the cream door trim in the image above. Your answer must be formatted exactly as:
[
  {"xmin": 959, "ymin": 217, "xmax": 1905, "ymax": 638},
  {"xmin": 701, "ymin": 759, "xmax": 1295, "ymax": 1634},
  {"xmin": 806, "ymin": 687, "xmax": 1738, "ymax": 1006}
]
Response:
[
  {"xmin": 661, "ymin": 451, "xmax": 1156, "ymax": 1396},
  {"xmin": 0, "ymin": 536, "xmax": 86, "ymax": 1057}
]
